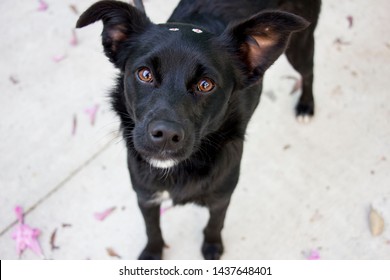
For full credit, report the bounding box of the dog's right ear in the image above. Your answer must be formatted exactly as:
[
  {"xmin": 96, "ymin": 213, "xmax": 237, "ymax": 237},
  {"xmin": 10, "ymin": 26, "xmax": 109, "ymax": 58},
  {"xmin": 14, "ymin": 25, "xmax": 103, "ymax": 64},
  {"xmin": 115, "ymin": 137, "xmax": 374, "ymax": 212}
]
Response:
[{"xmin": 76, "ymin": 0, "xmax": 152, "ymax": 68}]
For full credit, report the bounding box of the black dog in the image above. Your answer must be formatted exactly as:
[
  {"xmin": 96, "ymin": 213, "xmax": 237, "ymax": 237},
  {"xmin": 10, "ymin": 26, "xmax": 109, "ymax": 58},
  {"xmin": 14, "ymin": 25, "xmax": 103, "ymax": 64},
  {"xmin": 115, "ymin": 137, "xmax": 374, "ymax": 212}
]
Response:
[{"xmin": 77, "ymin": 0, "xmax": 321, "ymax": 259}]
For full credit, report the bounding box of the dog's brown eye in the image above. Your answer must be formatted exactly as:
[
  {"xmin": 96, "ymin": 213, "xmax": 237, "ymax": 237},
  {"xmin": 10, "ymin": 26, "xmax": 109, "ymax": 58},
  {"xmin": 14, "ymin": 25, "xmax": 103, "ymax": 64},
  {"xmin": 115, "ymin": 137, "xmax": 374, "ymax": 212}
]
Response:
[
  {"xmin": 197, "ymin": 78, "xmax": 215, "ymax": 93},
  {"xmin": 137, "ymin": 67, "xmax": 154, "ymax": 83}
]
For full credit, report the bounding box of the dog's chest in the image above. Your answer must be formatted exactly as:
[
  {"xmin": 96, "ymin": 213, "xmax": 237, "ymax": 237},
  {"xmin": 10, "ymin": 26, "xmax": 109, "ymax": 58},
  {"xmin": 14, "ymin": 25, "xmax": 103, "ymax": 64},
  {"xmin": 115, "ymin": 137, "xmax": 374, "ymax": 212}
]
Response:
[
  {"xmin": 149, "ymin": 190, "xmax": 171, "ymax": 205},
  {"xmin": 148, "ymin": 180, "xmax": 208, "ymax": 206}
]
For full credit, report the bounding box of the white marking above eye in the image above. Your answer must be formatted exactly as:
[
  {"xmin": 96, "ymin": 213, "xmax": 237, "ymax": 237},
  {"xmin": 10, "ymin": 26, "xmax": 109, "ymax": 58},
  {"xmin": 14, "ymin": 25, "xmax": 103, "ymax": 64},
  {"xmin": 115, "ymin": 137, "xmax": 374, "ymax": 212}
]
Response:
[
  {"xmin": 169, "ymin": 28, "xmax": 180, "ymax": 31},
  {"xmin": 192, "ymin": 28, "xmax": 203, "ymax": 34}
]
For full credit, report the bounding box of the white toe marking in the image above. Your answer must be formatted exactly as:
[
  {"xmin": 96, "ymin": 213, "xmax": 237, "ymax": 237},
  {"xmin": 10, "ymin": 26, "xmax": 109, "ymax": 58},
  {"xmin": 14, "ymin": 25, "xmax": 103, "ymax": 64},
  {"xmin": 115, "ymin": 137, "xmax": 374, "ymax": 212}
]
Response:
[
  {"xmin": 303, "ymin": 115, "xmax": 311, "ymax": 123},
  {"xmin": 297, "ymin": 115, "xmax": 312, "ymax": 124}
]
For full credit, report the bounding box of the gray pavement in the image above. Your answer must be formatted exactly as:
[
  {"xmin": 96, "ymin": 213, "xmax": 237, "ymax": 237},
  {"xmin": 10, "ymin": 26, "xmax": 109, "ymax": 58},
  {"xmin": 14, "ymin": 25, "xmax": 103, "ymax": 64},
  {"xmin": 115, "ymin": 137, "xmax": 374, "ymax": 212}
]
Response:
[{"xmin": 0, "ymin": 0, "xmax": 389, "ymax": 259}]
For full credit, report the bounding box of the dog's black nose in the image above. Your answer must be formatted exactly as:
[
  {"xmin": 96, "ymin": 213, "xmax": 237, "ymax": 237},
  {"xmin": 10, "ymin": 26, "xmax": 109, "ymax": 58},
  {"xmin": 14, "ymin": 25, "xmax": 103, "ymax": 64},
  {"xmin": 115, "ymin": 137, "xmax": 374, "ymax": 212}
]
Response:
[{"xmin": 148, "ymin": 121, "xmax": 185, "ymax": 150}]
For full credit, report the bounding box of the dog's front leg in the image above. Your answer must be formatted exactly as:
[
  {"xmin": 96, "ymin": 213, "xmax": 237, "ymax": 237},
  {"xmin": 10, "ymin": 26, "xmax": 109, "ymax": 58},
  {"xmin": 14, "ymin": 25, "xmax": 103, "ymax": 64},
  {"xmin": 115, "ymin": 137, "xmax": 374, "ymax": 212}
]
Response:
[
  {"xmin": 202, "ymin": 197, "xmax": 231, "ymax": 260},
  {"xmin": 137, "ymin": 199, "xmax": 165, "ymax": 260}
]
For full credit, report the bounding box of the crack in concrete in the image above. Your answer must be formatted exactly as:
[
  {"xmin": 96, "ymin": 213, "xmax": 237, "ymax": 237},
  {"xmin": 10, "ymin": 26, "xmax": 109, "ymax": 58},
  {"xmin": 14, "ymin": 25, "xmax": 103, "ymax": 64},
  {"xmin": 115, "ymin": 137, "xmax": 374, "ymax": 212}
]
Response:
[{"xmin": 0, "ymin": 140, "xmax": 113, "ymax": 237}]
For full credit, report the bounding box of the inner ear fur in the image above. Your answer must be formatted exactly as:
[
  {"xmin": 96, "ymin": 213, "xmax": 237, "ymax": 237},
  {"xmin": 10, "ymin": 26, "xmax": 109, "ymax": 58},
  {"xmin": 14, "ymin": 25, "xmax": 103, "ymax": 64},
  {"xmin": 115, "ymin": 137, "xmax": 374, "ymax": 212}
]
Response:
[
  {"xmin": 223, "ymin": 11, "xmax": 309, "ymax": 85},
  {"xmin": 76, "ymin": 0, "xmax": 152, "ymax": 68}
]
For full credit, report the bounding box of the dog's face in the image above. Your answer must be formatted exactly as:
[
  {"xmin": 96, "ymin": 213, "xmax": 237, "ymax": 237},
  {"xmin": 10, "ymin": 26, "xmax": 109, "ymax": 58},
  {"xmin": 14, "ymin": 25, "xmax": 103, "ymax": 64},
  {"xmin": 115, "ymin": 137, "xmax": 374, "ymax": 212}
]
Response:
[
  {"xmin": 123, "ymin": 23, "xmax": 237, "ymax": 168},
  {"xmin": 77, "ymin": 1, "xmax": 308, "ymax": 168}
]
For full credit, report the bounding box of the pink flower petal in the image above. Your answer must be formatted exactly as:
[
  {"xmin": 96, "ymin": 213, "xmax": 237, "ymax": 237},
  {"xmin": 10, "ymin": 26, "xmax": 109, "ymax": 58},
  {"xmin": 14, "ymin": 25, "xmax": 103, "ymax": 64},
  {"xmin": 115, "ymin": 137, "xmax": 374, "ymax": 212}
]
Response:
[
  {"xmin": 84, "ymin": 104, "xmax": 99, "ymax": 126},
  {"xmin": 307, "ymin": 250, "xmax": 321, "ymax": 260},
  {"xmin": 72, "ymin": 114, "xmax": 77, "ymax": 136},
  {"xmin": 9, "ymin": 75, "xmax": 19, "ymax": 84},
  {"xmin": 11, "ymin": 206, "xmax": 44, "ymax": 257},
  {"xmin": 160, "ymin": 206, "xmax": 173, "ymax": 215},
  {"xmin": 69, "ymin": 4, "xmax": 79, "ymax": 15},
  {"xmin": 52, "ymin": 54, "xmax": 67, "ymax": 63},
  {"xmin": 334, "ymin": 38, "xmax": 351, "ymax": 46},
  {"xmin": 94, "ymin": 207, "xmax": 116, "ymax": 221},
  {"xmin": 37, "ymin": 0, "xmax": 48, "ymax": 12},
  {"xmin": 290, "ymin": 78, "xmax": 302, "ymax": 95},
  {"xmin": 15, "ymin": 206, "xmax": 24, "ymax": 223},
  {"xmin": 347, "ymin": 15, "xmax": 354, "ymax": 28},
  {"xmin": 70, "ymin": 30, "xmax": 78, "ymax": 46},
  {"xmin": 283, "ymin": 75, "xmax": 302, "ymax": 95}
]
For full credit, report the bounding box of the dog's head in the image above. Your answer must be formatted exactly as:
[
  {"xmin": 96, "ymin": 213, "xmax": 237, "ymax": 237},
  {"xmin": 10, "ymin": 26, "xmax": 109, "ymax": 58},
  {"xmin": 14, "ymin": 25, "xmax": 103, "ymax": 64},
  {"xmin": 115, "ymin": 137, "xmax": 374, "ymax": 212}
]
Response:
[{"xmin": 77, "ymin": 1, "xmax": 308, "ymax": 169}]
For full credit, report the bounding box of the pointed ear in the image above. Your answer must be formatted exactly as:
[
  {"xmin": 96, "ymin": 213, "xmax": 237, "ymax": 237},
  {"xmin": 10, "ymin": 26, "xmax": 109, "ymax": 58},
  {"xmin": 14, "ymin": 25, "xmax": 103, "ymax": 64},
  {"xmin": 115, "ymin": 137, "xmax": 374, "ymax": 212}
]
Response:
[
  {"xmin": 222, "ymin": 11, "xmax": 309, "ymax": 86},
  {"xmin": 76, "ymin": 0, "xmax": 152, "ymax": 68}
]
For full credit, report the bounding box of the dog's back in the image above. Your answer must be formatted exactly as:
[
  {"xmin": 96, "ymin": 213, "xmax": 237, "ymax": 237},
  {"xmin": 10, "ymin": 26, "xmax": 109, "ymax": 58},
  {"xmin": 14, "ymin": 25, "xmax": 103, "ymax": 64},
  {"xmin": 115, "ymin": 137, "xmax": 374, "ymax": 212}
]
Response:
[{"xmin": 169, "ymin": 0, "xmax": 320, "ymax": 34}]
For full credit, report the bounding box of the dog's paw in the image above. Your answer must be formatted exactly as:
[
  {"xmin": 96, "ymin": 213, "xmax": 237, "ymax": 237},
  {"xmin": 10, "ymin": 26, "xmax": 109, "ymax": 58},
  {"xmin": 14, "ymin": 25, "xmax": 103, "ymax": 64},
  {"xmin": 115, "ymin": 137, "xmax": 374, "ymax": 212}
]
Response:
[
  {"xmin": 295, "ymin": 102, "xmax": 314, "ymax": 124},
  {"xmin": 296, "ymin": 114, "xmax": 312, "ymax": 124},
  {"xmin": 202, "ymin": 242, "xmax": 223, "ymax": 260},
  {"xmin": 138, "ymin": 249, "xmax": 162, "ymax": 260}
]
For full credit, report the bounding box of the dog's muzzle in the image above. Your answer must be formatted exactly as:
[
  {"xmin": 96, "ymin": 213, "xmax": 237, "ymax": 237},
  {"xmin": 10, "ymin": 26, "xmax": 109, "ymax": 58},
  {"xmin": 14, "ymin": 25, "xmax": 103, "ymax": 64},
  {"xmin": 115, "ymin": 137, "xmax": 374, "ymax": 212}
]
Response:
[
  {"xmin": 147, "ymin": 120, "xmax": 185, "ymax": 151},
  {"xmin": 145, "ymin": 120, "xmax": 186, "ymax": 169}
]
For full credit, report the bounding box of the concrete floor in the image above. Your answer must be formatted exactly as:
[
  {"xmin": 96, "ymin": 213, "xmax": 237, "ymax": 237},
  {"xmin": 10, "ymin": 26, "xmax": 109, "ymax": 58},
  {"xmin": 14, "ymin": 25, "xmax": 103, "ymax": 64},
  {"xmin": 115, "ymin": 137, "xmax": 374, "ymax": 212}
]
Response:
[{"xmin": 0, "ymin": 0, "xmax": 389, "ymax": 260}]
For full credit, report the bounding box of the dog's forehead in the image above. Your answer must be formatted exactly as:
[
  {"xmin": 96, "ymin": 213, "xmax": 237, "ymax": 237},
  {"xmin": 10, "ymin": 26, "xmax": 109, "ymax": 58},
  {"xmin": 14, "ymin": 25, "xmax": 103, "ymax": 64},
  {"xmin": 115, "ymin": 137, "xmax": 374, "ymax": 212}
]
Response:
[
  {"xmin": 128, "ymin": 23, "xmax": 230, "ymax": 82},
  {"xmin": 157, "ymin": 23, "xmax": 213, "ymax": 44},
  {"xmin": 133, "ymin": 23, "xmax": 224, "ymax": 72}
]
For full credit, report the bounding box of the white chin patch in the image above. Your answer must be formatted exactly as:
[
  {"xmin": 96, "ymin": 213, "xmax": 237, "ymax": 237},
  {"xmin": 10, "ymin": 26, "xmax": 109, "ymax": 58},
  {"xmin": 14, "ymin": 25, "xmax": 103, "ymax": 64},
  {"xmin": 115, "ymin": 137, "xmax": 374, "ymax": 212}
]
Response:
[{"xmin": 149, "ymin": 158, "xmax": 177, "ymax": 169}]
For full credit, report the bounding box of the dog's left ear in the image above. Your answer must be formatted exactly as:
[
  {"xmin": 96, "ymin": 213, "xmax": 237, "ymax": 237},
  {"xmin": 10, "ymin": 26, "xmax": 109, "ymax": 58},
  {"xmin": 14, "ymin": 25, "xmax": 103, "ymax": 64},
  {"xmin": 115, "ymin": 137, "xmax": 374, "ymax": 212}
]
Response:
[
  {"xmin": 76, "ymin": 0, "xmax": 152, "ymax": 68},
  {"xmin": 222, "ymin": 11, "xmax": 309, "ymax": 86}
]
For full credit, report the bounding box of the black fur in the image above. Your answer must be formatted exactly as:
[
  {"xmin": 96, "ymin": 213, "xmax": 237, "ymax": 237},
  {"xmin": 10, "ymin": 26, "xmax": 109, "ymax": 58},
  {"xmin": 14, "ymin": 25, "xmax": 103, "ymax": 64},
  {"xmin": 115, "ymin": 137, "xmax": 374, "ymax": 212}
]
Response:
[{"xmin": 77, "ymin": 0, "xmax": 321, "ymax": 259}]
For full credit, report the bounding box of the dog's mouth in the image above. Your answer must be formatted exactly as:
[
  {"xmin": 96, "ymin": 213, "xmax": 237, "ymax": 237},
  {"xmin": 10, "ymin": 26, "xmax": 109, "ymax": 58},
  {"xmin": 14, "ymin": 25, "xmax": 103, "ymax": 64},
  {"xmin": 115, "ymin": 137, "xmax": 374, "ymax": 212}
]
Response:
[
  {"xmin": 138, "ymin": 143, "xmax": 197, "ymax": 169},
  {"xmin": 139, "ymin": 149, "xmax": 188, "ymax": 169},
  {"xmin": 132, "ymin": 120, "xmax": 197, "ymax": 169},
  {"xmin": 147, "ymin": 157, "xmax": 178, "ymax": 169},
  {"xmin": 142, "ymin": 150, "xmax": 184, "ymax": 169}
]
